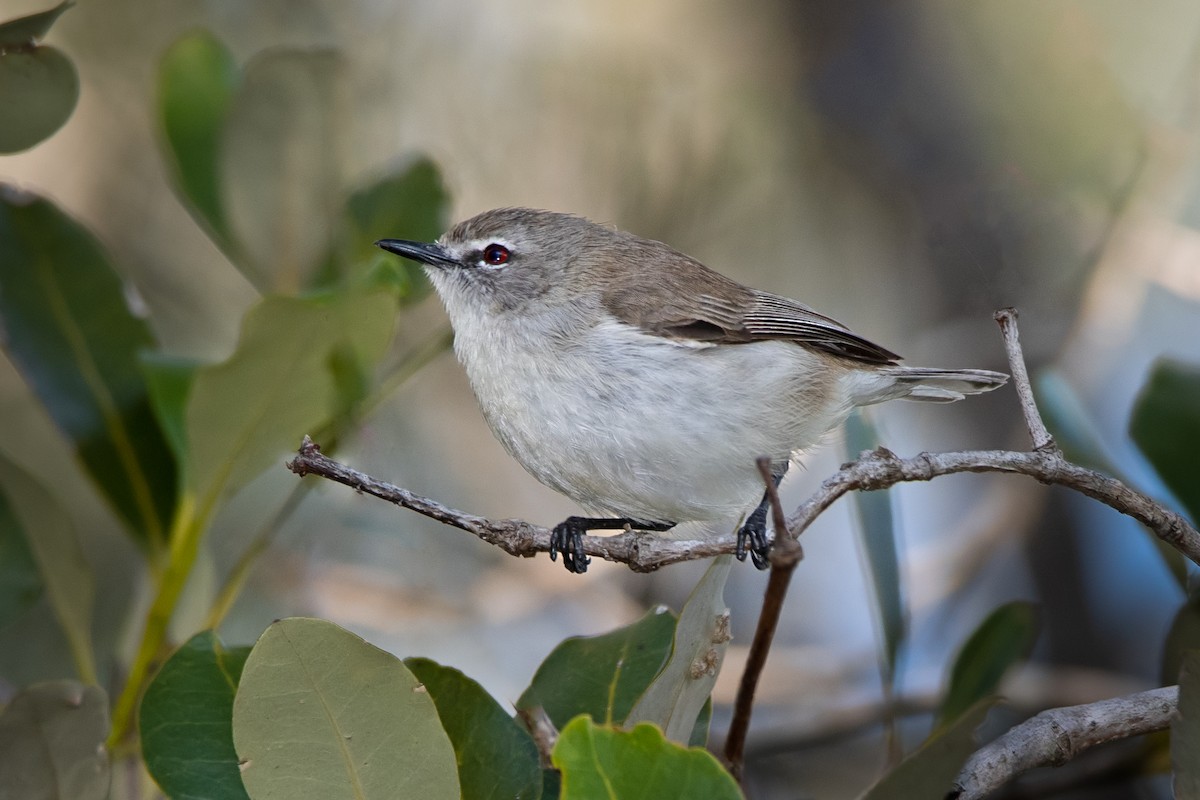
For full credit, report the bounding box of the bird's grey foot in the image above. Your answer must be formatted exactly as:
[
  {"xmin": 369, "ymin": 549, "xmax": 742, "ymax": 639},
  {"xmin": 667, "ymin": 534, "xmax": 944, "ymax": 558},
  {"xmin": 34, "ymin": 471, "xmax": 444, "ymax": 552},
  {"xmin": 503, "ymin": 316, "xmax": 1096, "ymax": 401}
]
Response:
[{"xmin": 549, "ymin": 516, "xmax": 675, "ymax": 574}]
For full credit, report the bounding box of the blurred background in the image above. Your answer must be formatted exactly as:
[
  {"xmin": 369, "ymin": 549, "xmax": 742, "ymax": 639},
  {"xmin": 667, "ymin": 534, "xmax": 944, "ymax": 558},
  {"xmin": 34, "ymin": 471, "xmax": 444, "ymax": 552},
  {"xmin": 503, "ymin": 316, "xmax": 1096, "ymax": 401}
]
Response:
[{"xmin": 3, "ymin": 0, "xmax": 1200, "ymax": 796}]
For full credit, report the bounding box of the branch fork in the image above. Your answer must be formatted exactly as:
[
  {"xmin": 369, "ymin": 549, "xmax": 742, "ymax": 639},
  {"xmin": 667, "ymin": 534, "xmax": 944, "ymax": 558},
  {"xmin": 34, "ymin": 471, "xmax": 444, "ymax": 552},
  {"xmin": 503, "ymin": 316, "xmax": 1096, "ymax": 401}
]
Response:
[{"xmin": 285, "ymin": 307, "xmax": 1199, "ymax": 795}]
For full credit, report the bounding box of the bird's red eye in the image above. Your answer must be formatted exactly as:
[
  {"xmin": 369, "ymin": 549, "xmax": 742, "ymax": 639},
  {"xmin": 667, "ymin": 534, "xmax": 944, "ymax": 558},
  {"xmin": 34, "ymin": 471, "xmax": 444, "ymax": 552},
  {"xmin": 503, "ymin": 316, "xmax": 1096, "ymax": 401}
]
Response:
[{"xmin": 482, "ymin": 244, "xmax": 510, "ymax": 265}]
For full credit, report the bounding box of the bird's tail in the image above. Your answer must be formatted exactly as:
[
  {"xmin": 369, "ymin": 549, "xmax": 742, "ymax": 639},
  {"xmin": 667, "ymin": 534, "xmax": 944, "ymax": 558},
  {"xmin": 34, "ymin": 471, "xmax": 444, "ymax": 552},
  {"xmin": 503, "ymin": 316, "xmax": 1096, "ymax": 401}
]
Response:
[
  {"xmin": 847, "ymin": 367, "xmax": 1008, "ymax": 405},
  {"xmin": 881, "ymin": 367, "xmax": 1009, "ymax": 403}
]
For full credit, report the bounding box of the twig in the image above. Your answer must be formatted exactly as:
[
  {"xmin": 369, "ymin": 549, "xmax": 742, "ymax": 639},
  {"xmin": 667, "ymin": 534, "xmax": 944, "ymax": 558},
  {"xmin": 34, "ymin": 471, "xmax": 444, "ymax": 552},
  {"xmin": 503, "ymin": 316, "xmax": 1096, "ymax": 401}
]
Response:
[
  {"xmin": 515, "ymin": 706, "xmax": 560, "ymax": 769},
  {"xmin": 725, "ymin": 459, "xmax": 804, "ymax": 781},
  {"xmin": 950, "ymin": 686, "xmax": 1179, "ymax": 799},
  {"xmin": 994, "ymin": 308, "xmax": 1055, "ymax": 452},
  {"xmin": 287, "ymin": 443, "xmax": 1200, "ymax": 571}
]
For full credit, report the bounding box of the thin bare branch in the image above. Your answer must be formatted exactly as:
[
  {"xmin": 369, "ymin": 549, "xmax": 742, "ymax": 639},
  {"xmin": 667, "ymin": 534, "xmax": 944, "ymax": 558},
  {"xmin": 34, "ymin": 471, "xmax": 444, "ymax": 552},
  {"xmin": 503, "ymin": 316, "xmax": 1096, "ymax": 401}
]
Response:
[
  {"xmin": 994, "ymin": 308, "xmax": 1056, "ymax": 452},
  {"xmin": 287, "ymin": 441, "xmax": 1200, "ymax": 570},
  {"xmin": 951, "ymin": 686, "xmax": 1179, "ymax": 799},
  {"xmin": 725, "ymin": 459, "xmax": 804, "ymax": 781}
]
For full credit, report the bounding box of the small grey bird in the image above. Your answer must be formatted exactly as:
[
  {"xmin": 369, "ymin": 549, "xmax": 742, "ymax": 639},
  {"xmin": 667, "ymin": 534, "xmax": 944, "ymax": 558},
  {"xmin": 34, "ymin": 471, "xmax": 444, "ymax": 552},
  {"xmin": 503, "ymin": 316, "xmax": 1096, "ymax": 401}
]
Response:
[{"xmin": 377, "ymin": 208, "xmax": 1006, "ymax": 573}]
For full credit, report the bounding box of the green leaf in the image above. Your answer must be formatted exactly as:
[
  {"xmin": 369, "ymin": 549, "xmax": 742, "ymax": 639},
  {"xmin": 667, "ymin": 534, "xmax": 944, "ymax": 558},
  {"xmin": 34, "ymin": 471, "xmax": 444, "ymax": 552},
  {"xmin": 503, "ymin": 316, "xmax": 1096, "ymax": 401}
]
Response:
[
  {"xmin": 220, "ymin": 49, "xmax": 343, "ymax": 293},
  {"xmin": 517, "ymin": 607, "xmax": 676, "ymax": 729},
  {"xmin": 405, "ymin": 657, "xmax": 542, "ymax": 800},
  {"xmin": 233, "ymin": 617, "xmax": 460, "ymax": 800},
  {"xmin": 1131, "ymin": 359, "xmax": 1200, "ymax": 524},
  {"xmin": 0, "ymin": 1, "xmax": 72, "ymax": 46},
  {"xmin": 185, "ymin": 290, "xmax": 394, "ymax": 510},
  {"xmin": 937, "ymin": 601, "xmax": 1039, "ymax": 729},
  {"xmin": 140, "ymin": 352, "xmax": 200, "ymax": 465},
  {"xmin": 1173, "ymin": 651, "xmax": 1200, "ymax": 798},
  {"xmin": 0, "ymin": 454, "xmax": 95, "ymax": 684},
  {"xmin": 332, "ymin": 158, "xmax": 450, "ymax": 299},
  {"xmin": 0, "ymin": 188, "xmax": 177, "ymax": 551},
  {"xmin": 140, "ymin": 630, "xmax": 251, "ymax": 800},
  {"xmin": 0, "ymin": 485, "xmax": 43, "ymax": 628},
  {"xmin": 0, "ymin": 45, "xmax": 78, "ymax": 154},
  {"xmin": 0, "ymin": 680, "xmax": 109, "ymax": 800},
  {"xmin": 158, "ymin": 30, "xmax": 240, "ymax": 246},
  {"xmin": 860, "ymin": 700, "xmax": 993, "ymax": 800},
  {"xmin": 845, "ymin": 411, "xmax": 906, "ymax": 678},
  {"xmin": 625, "ymin": 556, "xmax": 731, "ymax": 743},
  {"xmin": 552, "ymin": 717, "xmax": 742, "ymax": 800}
]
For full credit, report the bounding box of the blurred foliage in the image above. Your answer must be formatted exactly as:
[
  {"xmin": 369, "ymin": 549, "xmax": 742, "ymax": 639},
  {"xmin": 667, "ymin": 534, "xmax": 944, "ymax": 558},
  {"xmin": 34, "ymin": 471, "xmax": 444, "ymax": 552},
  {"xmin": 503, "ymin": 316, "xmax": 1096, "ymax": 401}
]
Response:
[
  {"xmin": 0, "ymin": 2, "xmax": 77, "ymax": 154},
  {"xmin": 1131, "ymin": 359, "xmax": 1200, "ymax": 525},
  {"xmin": 1, "ymin": 3, "xmax": 1199, "ymax": 798},
  {"xmin": 937, "ymin": 601, "xmax": 1040, "ymax": 730}
]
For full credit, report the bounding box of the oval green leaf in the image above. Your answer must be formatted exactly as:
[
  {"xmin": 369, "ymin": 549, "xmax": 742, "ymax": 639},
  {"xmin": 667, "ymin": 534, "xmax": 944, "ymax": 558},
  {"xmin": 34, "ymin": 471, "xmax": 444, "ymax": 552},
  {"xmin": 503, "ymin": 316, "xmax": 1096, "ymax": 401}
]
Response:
[
  {"xmin": 232, "ymin": 617, "xmax": 459, "ymax": 800},
  {"xmin": 625, "ymin": 556, "xmax": 731, "ymax": 743},
  {"xmin": 0, "ymin": 188, "xmax": 177, "ymax": 552},
  {"xmin": 937, "ymin": 601, "xmax": 1039, "ymax": 729},
  {"xmin": 0, "ymin": 1, "xmax": 72, "ymax": 47},
  {"xmin": 517, "ymin": 607, "xmax": 676, "ymax": 729},
  {"xmin": 0, "ymin": 46, "xmax": 79, "ymax": 153},
  {"xmin": 553, "ymin": 716, "xmax": 742, "ymax": 800},
  {"xmin": 0, "ymin": 680, "xmax": 109, "ymax": 800},
  {"xmin": 220, "ymin": 49, "xmax": 343, "ymax": 293},
  {"xmin": 158, "ymin": 30, "xmax": 240, "ymax": 246},
  {"xmin": 405, "ymin": 657, "xmax": 542, "ymax": 800},
  {"xmin": 1130, "ymin": 359, "xmax": 1200, "ymax": 524},
  {"xmin": 140, "ymin": 630, "xmax": 251, "ymax": 800}
]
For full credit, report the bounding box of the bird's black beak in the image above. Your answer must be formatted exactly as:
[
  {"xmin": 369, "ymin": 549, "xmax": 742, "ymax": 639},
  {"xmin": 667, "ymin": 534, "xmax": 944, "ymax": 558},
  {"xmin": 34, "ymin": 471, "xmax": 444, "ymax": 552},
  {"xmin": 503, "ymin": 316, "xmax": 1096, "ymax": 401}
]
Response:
[{"xmin": 374, "ymin": 239, "xmax": 460, "ymax": 269}]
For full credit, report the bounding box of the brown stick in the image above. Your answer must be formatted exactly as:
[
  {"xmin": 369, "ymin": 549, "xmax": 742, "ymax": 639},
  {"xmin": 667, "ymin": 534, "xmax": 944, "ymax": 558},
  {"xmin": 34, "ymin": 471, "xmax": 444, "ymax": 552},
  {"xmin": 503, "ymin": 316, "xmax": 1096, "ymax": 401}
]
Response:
[{"xmin": 724, "ymin": 458, "xmax": 804, "ymax": 781}]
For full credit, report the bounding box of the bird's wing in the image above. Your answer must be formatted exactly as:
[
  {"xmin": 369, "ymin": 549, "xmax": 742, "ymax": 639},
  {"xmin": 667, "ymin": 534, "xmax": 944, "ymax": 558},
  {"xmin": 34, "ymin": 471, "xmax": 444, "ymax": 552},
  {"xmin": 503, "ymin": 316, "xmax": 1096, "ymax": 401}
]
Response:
[{"xmin": 603, "ymin": 282, "xmax": 899, "ymax": 366}]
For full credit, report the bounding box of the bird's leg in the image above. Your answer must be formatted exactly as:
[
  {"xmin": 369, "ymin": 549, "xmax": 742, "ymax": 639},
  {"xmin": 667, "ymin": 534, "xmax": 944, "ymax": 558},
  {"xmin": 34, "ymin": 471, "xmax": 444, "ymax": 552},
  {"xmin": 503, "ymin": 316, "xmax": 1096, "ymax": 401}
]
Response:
[
  {"xmin": 737, "ymin": 462, "xmax": 789, "ymax": 570},
  {"xmin": 549, "ymin": 517, "xmax": 675, "ymax": 574}
]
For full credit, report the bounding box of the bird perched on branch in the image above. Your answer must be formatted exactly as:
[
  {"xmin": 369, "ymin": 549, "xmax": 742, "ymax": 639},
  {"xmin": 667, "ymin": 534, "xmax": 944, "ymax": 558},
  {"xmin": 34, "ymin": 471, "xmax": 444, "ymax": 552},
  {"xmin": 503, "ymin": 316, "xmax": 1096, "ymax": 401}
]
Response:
[{"xmin": 378, "ymin": 208, "xmax": 1007, "ymax": 573}]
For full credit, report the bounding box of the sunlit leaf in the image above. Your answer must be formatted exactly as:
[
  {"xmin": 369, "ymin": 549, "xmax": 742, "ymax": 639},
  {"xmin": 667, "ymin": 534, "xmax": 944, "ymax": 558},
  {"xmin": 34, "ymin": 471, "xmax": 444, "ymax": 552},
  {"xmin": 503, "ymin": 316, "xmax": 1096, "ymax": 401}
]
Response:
[
  {"xmin": 0, "ymin": 680, "xmax": 109, "ymax": 800},
  {"xmin": 1130, "ymin": 359, "xmax": 1200, "ymax": 524},
  {"xmin": 625, "ymin": 556, "xmax": 731, "ymax": 743},
  {"xmin": 0, "ymin": 454, "xmax": 95, "ymax": 684},
  {"xmin": 0, "ymin": 188, "xmax": 177, "ymax": 551},
  {"xmin": 552, "ymin": 717, "xmax": 742, "ymax": 800},
  {"xmin": 1173, "ymin": 651, "xmax": 1200, "ymax": 798},
  {"xmin": 845, "ymin": 411, "xmax": 905, "ymax": 679},
  {"xmin": 517, "ymin": 607, "xmax": 676, "ymax": 730},
  {"xmin": 0, "ymin": 485, "xmax": 42, "ymax": 629},
  {"xmin": 860, "ymin": 700, "xmax": 993, "ymax": 800},
  {"xmin": 333, "ymin": 157, "xmax": 450, "ymax": 298},
  {"xmin": 405, "ymin": 657, "xmax": 542, "ymax": 800},
  {"xmin": 158, "ymin": 30, "xmax": 240, "ymax": 246},
  {"xmin": 0, "ymin": 1, "xmax": 72, "ymax": 46},
  {"xmin": 233, "ymin": 618, "xmax": 459, "ymax": 800},
  {"xmin": 220, "ymin": 49, "xmax": 343, "ymax": 293},
  {"xmin": 937, "ymin": 601, "xmax": 1038, "ymax": 729},
  {"xmin": 140, "ymin": 630, "xmax": 251, "ymax": 800}
]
